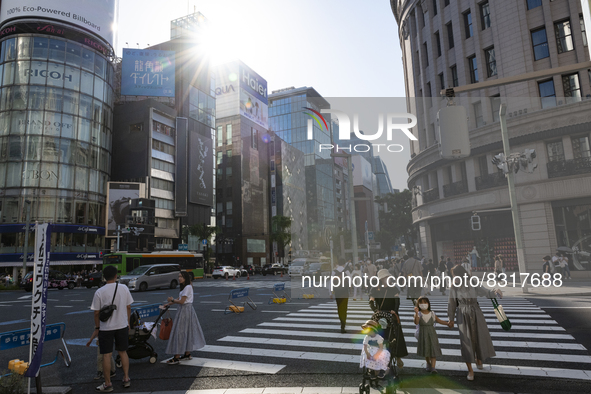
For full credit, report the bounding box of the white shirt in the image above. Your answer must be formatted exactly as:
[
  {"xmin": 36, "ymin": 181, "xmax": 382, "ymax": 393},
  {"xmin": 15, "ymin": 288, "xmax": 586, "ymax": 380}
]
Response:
[
  {"xmin": 91, "ymin": 283, "xmax": 134, "ymax": 331},
  {"xmin": 180, "ymin": 284, "xmax": 194, "ymax": 304}
]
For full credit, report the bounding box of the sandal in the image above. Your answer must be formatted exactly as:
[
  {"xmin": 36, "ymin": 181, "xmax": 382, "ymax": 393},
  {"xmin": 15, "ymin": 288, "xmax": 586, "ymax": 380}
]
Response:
[
  {"xmin": 179, "ymin": 354, "xmax": 192, "ymax": 360},
  {"xmin": 166, "ymin": 357, "xmax": 180, "ymax": 365}
]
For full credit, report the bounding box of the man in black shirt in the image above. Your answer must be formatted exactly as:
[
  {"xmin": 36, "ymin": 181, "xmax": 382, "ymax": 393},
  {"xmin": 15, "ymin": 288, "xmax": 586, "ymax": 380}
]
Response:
[{"xmin": 331, "ymin": 258, "xmax": 350, "ymax": 333}]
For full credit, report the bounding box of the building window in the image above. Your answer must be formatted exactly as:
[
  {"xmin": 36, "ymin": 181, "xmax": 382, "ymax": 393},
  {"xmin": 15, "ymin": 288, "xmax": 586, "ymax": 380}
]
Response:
[
  {"xmin": 226, "ymin": 149, "xmax": 232, "ymax": 158},
  {"xmin": 464, "ymin": 10, "xmax": 473, "ymax": 38},
  {"xmin": 490, "ymin": 95, "xmax": 501, "ymax": 122},
  {"xmin": 251, "ymin": 127, "xmax": 258, "ymax": 150},
  {"xmin": 538, "ymin": 79, "xmax": 556, "ymax": 108},
  {"xmin": 153, "ymin": 121, "xmax": 175, "ymax": 138},
  {"xmin": 129, "ymin": 123, "xmax": 143, "ymax": 132},
  {"xmin": 227, "ymin": 187, "xmax": 232, "ymax": 197},
  {"xmin": 217, "ymin": 126, "xmax": 222, "ymax": 146},
  {"xmin": 226, "ymin": 124, "xmax": 232, "ymax": 144},
  {"xmin": 468, "ymin": 55, "xmax": 479, "ymax": 83},
  {"xmin": 435, "ymin": 31, "xmax": 442, "ymax": 57},
  {"xmin": 581, "ymin": 14, "xmax": 588, "ymax": 46},
  {"xmin": 478, "ymin": 155, "xmax": 488, "ymax": 176},
  {"xmin": 432, "ymin": 0, "xmax": 438, "ymax": 16},
  {"xmin": 226, "ymin": 166, "xmax": 232, "ymax": 177},
  {"xmin": 216, "ymin": 202, "xmax": 223, "ymax": 214},
  {"xmin": 485, "ymin": 47, "xmax": 497, "ymax": 77},
  {"xmin": 188, "ymin": 86, "xmax": 215, "ymax": 128},
  {"xmin": 217, "ymin": 151, "xmax": 222, "ymax": 165},
  {"xmin": 480, "ymin": 2, "xmax": 491, "ymax": 30},
  {"xmin": 555, "ymin": 20, "xmax": 574, "ymax": 53},
  {"xmin": 226, "ymin": 218, "xmax": 233, "ymax": 228},
  {"xmin": 423, "ymin": 42, "xmax": 429, "ymax": 66},
  {"xmin": 527, "ymin": 0, "xmax": 542, "ymax": 10},
  {"xmin": 562, "ymin": 73, "xmax": 581, "ymax": 102},
  {"xmin": 546, "ymin": 140, "xmax": 565, "ymax": 162},
  {"xmin": 451, "ymin": 65, "xmax": 459, "ymax": 87},
  {"xmin": 572, "ymin": 135, "xmax": 591, "ymax": 159},
  {"xmin": 531, "ymin": 27, "xmax": 550, "ymax": 60},
  {"xmin": 438, "ymin": 73, "xmax": 445, "ymax": 90},
  {"xmin": 421, "ymin": 8, "xmax": 426, "ymax": 27},
  {"xmin": 444, "ymin": 0, "xmax": 450, "ymax": 6},
  {"xmin": 226, "ymin": 201, "xmax": 233, "ymax": 215},
  {"xmin": 447, "ymin": 22, "xmax": 455, "ymax": 48},
  {"xmin": 473, "ymin": 101, "xmax": 484, "ymax": 127}
]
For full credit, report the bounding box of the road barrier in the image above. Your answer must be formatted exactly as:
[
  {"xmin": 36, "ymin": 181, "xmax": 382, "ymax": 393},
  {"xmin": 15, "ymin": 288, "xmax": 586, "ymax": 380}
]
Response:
[
  {"xmin": 224, "ymin": 288, "xmax": 257, "ymax": 315},
  {"xmin": 0, "ymin": 322, "xmax": 71, "ymax": 377},
  {"xmin": 268, "ymin": 283, "xmax": 291, "ymax": 304}
]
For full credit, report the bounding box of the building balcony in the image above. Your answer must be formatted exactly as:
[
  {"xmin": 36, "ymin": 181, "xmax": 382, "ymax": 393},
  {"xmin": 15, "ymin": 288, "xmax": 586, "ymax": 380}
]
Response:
[
  {"xmin": 423, "ymin": 187, "xmax": 440, "ymax": 203},
  {"xmin": 475, "ymin": 172, "xmax": 508, "ymax": 191},
  {"xmin": 547, "ymin": 158, "xmax": 591, "ymax": 178},
  {"xmin": 443, "ymin": 180, "xmax": 468, "ymax": 198}
]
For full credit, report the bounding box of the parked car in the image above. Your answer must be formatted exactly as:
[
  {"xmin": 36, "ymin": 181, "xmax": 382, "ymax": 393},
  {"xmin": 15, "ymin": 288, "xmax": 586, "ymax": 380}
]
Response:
[
  {"xmin": 243, "ymin": 265, "xmax": 256, "ymax": 276},
  {"xmin": 21, "ymin": 270, "xmax": 75, "ymax": 291},
  {"xmin": 119, "ymin": 264, "xmax": 181, "ymax": 292},
  {"xmin": 253, "ymin": 265, "xmax": 263, "ymax": 275},
  {"xmin": 212, "ymin": 266, "xmax": 241, "ymax": 279},
  {"xmin": 82, "ymin": 272, "xmax": 105, "ymax": 288},
  {"xmin": 303, "ymin": 262, "xmax": 332, "ymax": 278},
  {"xmin": 262, "ymin": 263, "xmax": 288, "ymax": 276},
  {"xmin": 288, "ymin": 258, "xmax": 318, "ymax": 277}
]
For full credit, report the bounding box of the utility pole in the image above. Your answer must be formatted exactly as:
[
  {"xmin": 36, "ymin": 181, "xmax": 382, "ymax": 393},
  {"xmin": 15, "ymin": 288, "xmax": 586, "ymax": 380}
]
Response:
[
  {"xmin": 22, "ymin": 200, "xmax": 31, "ymax": 276},
  {"xmin": 499, "ymin": 104, "xmax": 529, "ymax": 292}
]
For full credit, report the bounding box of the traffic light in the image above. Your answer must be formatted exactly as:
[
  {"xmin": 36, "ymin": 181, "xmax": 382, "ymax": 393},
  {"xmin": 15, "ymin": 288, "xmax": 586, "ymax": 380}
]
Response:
[
  {"xmin": 471, "ymin": 214, "xmax": 481, "ymax": 231},
  {"xmin": 492, "ymin": 153, "xmax": 508, "ymax": 174}
]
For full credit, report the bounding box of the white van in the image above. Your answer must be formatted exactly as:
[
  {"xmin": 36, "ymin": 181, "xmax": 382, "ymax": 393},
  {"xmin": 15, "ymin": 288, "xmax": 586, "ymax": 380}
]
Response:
[
  {"xmin": 289, "ymin": 258, "xmax": 319, "ymax": 276},
  {"xmin": 119, "ymin": 264, "xmax": 181, "ymax": 292}
]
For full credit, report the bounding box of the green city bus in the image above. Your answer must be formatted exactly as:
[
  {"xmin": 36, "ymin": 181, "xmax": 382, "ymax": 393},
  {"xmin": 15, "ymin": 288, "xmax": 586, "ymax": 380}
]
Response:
[{"xmin": 103, "ymin": 251, "xmax": 205, "ymax": 280}]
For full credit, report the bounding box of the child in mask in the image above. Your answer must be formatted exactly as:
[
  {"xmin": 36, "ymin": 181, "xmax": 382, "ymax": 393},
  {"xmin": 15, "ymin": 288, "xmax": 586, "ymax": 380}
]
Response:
[
  {"xmin": 360, "ymin": 320, "xmax": 391, "ymax": 379},
  {"xmin": 414, "ymin": 296, "xmax": 450, "ymax": 373}
]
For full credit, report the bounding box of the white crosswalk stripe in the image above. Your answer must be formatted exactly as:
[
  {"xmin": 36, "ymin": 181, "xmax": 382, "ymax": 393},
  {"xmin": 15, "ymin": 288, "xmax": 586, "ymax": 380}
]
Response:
[{"xmin": 191, "ymin": 298, "xmax": 591, "ymax": 380}]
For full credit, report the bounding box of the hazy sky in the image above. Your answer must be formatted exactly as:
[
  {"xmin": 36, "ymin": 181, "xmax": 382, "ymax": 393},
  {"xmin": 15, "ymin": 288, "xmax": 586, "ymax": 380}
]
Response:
[{"xmin": 117, "ymin": 0, "xmax": 410, "ymax": 190}]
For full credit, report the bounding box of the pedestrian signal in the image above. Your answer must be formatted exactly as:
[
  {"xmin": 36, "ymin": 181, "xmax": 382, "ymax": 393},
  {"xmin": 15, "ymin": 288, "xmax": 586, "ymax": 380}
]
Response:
[{"xmin": 471, "ymin": 214, "xmax": 481, "ymax": 231}]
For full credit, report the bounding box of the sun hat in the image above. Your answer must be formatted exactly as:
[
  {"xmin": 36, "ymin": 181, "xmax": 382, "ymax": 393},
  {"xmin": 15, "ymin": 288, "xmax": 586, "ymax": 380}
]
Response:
[
  {"xmin": 361, "ymin": 319, "xmax": 380, "ymax": 331},
  {"xmin": 377, "ymin": 269, "xmax": 390, "ymax": 280}
]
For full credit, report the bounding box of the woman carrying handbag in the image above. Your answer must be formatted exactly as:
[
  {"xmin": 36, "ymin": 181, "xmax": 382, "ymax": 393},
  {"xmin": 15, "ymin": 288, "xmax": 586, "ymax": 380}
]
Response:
[{"xmin": 163, "ymin": 271, "xmax": 206, "ymax": 364}]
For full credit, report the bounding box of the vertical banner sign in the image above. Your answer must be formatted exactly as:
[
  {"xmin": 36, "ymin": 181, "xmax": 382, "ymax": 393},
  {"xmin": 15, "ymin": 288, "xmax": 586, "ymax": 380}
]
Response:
[{"xmin": 25, "ymin": 223, "xmax": 51, "ymax": 378}]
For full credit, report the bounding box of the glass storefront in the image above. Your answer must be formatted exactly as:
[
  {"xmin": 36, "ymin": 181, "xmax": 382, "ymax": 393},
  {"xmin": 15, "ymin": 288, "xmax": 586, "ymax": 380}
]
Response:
[
  {"xmin": 0, "ymin": 33, "xmax": 114, "ymax": 257},
  {"xmin": 553, "ymin": 198, "xmax": 591, "ymax": 271}
]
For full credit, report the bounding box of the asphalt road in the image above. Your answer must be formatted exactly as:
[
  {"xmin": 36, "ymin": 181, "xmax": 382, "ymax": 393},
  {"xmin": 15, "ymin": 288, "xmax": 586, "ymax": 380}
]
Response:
[{"xmin": 1, "ymin": 276, "xmax": 591, "ymax": 393}]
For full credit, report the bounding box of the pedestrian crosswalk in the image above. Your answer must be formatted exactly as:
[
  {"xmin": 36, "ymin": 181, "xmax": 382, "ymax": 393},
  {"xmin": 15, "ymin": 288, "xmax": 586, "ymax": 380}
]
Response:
[
  {"xmin": 187, "ymin": 298, "xmax": 591, "ymax": 381},
  {"xmin": 194, "ymin": 280, "xmax": 292, "ymax": 289}
]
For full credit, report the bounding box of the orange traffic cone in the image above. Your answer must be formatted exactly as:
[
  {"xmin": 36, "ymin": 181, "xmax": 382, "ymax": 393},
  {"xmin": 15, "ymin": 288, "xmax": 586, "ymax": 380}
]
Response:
[
  {"xmin": 233, "ymin": 273, "xmax": 236, "ymax": 280},
  {"xmin": 280, "ymin": 271, "xmax": 283, "ymax": 278},
  {"xmin": 247, "ymin": 273, "xmax": 250, "ymax": 280}
]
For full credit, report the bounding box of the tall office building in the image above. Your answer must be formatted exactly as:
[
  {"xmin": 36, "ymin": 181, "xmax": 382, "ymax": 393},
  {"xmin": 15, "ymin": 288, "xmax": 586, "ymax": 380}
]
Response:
[
  {"xmin": 112, "ymin": 12, "xmax": 216, "ymax": 251},
  {"xmin": 0, "ymin": 1, "xmax": 118, "ymax": 273},
  {"xmin": 215, "ymin": 61, "xmax": 270, "ymax": 266},
  {"xmin": 391, "ymin": 0, "xmax": 591, "ymax": 273},
  {"xmin": 269, "ymin": 87, "xmax": 336, "ymax": 250}
]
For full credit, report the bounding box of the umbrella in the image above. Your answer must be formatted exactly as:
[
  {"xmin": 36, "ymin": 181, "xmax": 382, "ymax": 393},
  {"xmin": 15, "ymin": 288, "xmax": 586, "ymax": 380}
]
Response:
[
  {"xmin": 491, "ymin": 298, "xmax": 511, "ymax": 331},
  {"xmin": 557, "ymin": 246, "xmax": 573, "ymax": 253}
]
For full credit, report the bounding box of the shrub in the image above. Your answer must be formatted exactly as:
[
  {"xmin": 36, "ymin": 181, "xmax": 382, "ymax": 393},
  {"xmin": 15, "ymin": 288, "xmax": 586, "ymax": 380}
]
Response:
[{"xmin": 0, "ymin": 371, "xmax": 25, "ymax": 394}]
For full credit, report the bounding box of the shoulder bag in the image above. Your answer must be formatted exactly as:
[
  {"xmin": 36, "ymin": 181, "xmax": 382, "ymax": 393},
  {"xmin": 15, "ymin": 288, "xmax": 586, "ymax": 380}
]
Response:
[
  {"xmin": 159, "ymin": 310, "xmax": 173, "ymax": 340},
  {"xmin": 99, "ymin": 282, "xmax": 119, "ymax": 322}
]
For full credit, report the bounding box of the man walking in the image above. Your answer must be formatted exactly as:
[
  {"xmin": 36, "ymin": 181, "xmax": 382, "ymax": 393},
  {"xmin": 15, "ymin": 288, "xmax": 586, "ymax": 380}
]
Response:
[
  {"xmin": 91, "ymin": 265, "xmax": 134, "ymax": 392},
  {"xmin": 438, "ymin": 256, "xmax": 447, "ymax": 295},
  {"xmin": 331, "ymin": 259, "xmax": 351, "ymax": 333},
  {"xmin": 402, "ymin": 251, "xmax": 422, "ymax": 304}
]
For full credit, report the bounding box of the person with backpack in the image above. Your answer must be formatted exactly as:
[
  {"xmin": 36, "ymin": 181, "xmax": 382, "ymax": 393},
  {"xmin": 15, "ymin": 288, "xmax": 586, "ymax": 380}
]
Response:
[
  {"xmin": 331, "ymin": 258, "xmax": 351, "ymax": 333},
  {"xmin": 90, "ymin": 265, "xmax": 134, "ymax": 392},
  {"xmin": 438, "ymin": 256, "xmax": 447, "ymax": 295}
]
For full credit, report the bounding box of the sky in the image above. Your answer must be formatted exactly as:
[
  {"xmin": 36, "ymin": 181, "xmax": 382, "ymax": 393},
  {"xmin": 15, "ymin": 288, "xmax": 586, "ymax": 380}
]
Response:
[{"xmin": 116, "ymin": 0, "xmax": 410, "ymax": 190}]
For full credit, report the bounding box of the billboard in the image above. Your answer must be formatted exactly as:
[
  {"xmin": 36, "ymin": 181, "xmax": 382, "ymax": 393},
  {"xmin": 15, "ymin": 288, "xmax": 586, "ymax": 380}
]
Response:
[
  {"xmin": 352, "ymin": 155, "xmax": 373, "ymax": 191},
  {"xmin": 0, "ymin": 0, "xmax": 118, "ymax": 49},
  {"xmin": 215, "ymin": 61, "xmax": 268, "ymax": 129},
  {"xmin": 121, "ymin": 49, "xmax": 175, "ymax": 97},
  {"xmin": 188, "ymin": 131, "xmax": 214, "ymax": 207},
  {"xmin": 106, "ymin": 182, "xmax": 142, "ymax": 237}
]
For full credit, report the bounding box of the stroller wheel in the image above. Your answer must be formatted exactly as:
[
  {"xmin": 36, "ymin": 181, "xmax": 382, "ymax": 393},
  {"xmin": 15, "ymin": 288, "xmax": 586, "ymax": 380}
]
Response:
[
  {"xmin": 149, "ymin": 354, "xmax": 157, "ymax": 364},
  {"xmin": 358, "ymin": 383, "xmax": 370, "ymax": 394}
]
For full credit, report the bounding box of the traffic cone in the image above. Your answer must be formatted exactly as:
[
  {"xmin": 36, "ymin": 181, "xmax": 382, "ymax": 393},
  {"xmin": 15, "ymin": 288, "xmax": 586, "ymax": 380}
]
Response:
[
  {"xmin": 247, "ymin": 273, "xmax": 250, "ymax": 280},
  {"xmin": 233, "ymin": 273, "xmax": 236, "ymax": 280},
  {"xmin": 280, "ymin": 271, "xmax": 283, "ymax": 278}
]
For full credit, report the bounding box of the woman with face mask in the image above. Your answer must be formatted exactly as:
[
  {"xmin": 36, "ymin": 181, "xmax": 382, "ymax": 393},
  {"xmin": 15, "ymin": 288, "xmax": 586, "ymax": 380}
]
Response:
[{"xmin": 414, "ymin": 296, "xmax": 450, "ymax": 373}]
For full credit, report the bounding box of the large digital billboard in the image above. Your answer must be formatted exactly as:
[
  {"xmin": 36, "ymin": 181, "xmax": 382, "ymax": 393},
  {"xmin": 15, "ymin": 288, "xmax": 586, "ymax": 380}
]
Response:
[
  {"xmin": 121, "ymin": 48, "xmax": 175, "ymax": 97},
  {"xmin": 0, "ymin": 0, "xmax": 118, "ymax": 49},
  {"xmin": 216, "ymin": 61, "xmax": 268, "ymax": 129},
  {"xmin": 352, "ymin": 155, "xmax": 373, "ymax": 191},
  {"xmin": 188, "ymin": 131, "xmax": 214, "ymax": 207},
  {"xmin": 106, "ymin": 182, "xmax": 142, "ymax": 237}
]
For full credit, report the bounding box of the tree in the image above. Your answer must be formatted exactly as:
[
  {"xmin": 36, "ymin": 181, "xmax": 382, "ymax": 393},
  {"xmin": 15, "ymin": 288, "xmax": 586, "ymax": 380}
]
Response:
[
  {"xmin": 270, "ymin": 216, "xmax": 292, "ymax": 263},
  {"xmin": 187, "ymin": 223, "xmax": 219, "ymax": 269},
  {"xmin": 375, "ymin": 189, "xmax": 414, "ymax": 255}
]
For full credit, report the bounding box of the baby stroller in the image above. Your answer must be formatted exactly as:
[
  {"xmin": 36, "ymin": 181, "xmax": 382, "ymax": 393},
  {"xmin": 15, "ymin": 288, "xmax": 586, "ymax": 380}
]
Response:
[
  {"xmin": 115, "ymin": 305, "xmax": 169, "ymax": 367},
  {"xmin": 359, "ymin": 310, "xmax": 401, "ymax": 394}
]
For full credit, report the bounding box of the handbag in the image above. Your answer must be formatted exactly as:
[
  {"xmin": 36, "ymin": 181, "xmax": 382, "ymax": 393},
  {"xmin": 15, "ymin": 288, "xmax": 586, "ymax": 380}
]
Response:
[
  {"xmin": 491, "ymin": 298, "xmax": 511, "ymax": 331},
  {"xmin": 159, "ymin": 311, "xmax": 173, "ymax": 340},
  {"xmin": 99, "ymin": 281, "xmax": 119, "ymax": 322}
]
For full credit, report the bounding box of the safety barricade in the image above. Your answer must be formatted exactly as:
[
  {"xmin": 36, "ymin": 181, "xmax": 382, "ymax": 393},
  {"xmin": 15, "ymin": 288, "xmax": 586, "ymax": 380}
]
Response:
[
  {"xmin": 268, "ymin": 282, "xmax": 291, "ymax": 304},
  {"xmin": 0, "ymin": 322, "xmax": 71, "ymax": 377},
  {"xmin": 224, "ymin": 288, "xmax": 257, "ymax": 314}
]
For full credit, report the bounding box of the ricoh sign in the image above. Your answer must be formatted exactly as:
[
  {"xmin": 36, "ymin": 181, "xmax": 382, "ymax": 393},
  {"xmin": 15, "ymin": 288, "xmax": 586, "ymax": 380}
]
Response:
[{"xmin": 0, "ymin": 0, "xmax": 117, "ymax": 48}]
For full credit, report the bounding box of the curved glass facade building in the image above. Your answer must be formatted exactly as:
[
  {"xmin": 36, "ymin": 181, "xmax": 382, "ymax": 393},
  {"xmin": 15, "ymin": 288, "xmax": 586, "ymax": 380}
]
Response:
[{"xmin": 0, "ymin": 20, "xmax": 115, "ymax": 266}]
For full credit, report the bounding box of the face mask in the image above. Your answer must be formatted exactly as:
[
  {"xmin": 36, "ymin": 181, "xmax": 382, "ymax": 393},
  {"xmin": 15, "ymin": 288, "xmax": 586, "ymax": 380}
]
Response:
[{"xmin": 419, "ymin": 304, "xmax": 429, "ymax": 310}]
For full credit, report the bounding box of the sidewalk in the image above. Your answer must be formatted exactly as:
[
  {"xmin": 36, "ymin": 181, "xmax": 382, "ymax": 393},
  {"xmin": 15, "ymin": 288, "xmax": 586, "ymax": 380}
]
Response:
[{"xmin": 120, "ymin": 388, "xmax": 518, "ymax": 394}]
